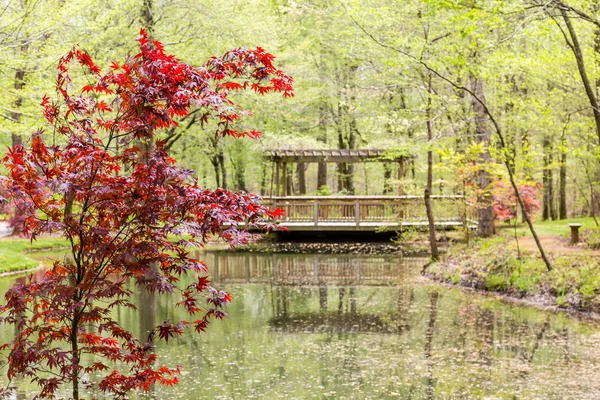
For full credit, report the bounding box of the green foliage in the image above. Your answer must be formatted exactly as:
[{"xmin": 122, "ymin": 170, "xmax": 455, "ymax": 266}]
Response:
[{"xmin": 485, "ymin": 274, "xmax": 507, "ymax": 291}]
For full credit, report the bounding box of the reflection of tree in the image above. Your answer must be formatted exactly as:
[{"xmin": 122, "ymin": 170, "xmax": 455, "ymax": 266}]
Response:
[
  {"xmin": 273, "ymin": 285, "xmax": 290, "ymax": 318},
  {"xmin": 319, "ymin": 286, "xmax": 328, "ymax": 311},
  {"xmin": 270, "ymin": 285, "xmax": 396, "ymax": 334},
  {"xmin": 562, "ymin": 326, "xmax": 570, "ymax": 367},
  {"xmin": 476, "ymin": 308, "xmax": 494, "ymax": 367},
  {"xmin": 424, "ymin": 291, "xmax": 439, "ymax": 400},
  {"xmin": 396, "ymin": 286, "xmax": 414, "ymax": 333},
  {"xmin": 349, "ymin": 288, "xmax": 356, "ymax": 314},
  {"xmin": 518, "ymin": 316, "xmax": 550, "ymax": 379}
]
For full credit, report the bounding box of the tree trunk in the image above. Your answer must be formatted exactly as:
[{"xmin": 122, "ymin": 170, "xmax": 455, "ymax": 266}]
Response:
[
  {"xmin": 211, "ymin": 158, "xmax": 221, "ymax": 188},
  {"xmin": 425, "ymin": 75, "xmax": 439, "ymax": 260},
  {"xmin": 141, "ymin": 0, "xmax": 155, "ymax": 37},
  {"xmin": 560, "ymin": 8, "xmax": 600, "ymax": 142},
  {"xmin": 543, "ymin": 153, "xmax": 550, "ymax": 221},
  {"xmin": 217, "ymin": 147, "xmax": 227, "ymax": 189},
  {"xmin": 10, "ymin": 42, "xmax": 28, "ymax": 147},
  {"xmin": 542, "ymin": 136, "xmax": 557, "ymax": 220},
  {"xmin": 286, "ymin": 164, "xmax": 293, "ymax": 195},
  {"xmin": 549, "ymin": 171, "xmax": 557, "ymax": 221},
  {"xmin": 344, "ymin": 117, "xmax": 358, "ymax": 194},
  {"xmin": 559, "ymin": 143, "xmax": 567, "ymax": 219},
  {"xmin": 383, "ymin": 163, "xmax": 393, "ymax": 194},
  {"xmin": 317, "ymin": 105, "xmax": 328, "ymax": 191},
  {"xmin": 296, "ymin": 162, "xmax": 306, "ymax": 195},
  {"xmin": 232, "ymin": 157, "xmax": 246, "ymax": 191},
  {"xmin": 260, "ymin": 161, "xmax": 268, "ymax": 196},
  {"xmin": 469, "ymin": 72, "xmax": 495, "ymax": 237},
  {"xmin": 559, "ymin": 6, "xmax": 600, "ymax": 218}
]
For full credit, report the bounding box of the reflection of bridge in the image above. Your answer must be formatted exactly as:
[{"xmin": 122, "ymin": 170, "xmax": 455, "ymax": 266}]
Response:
[
  {"xmin": 205, "ymin": 252, "xmax": 423, "ymax": 286},
  {"xmin": 265, "ymin": 195, "xmax": 476, "ymax": 232},
  {"xmin": 203, "ymin": 252, "xmax": 421, "ymax": 334}
]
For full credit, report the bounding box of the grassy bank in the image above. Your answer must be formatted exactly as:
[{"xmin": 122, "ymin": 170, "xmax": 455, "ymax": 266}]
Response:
[
  {"xmin": 504, "ymin": 216, "xmax": 598, "ymax": 236},
  {"xmin": 426, "ymin": 234, "xmax": 600, "ymax": 314},
  {"xmin": 0, "ymin": 236, "xmax": 69, "ymax": 274}
]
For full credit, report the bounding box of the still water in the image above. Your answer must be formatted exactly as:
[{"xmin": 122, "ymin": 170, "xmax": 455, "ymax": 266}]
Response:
[{"xmin": 3, "ymin": 252, "xmax": 600, "ymax": 399}]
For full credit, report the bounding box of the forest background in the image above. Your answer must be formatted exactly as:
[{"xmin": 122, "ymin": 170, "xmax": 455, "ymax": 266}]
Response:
[{"xmin": 3, "ymin": 0, "xmax": 600, "ymax": 228}]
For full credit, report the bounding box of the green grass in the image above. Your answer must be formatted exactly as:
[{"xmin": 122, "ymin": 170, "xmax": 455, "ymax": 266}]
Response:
[
  {"xmin": 0, "ymin": 247, "xmax": 39, "ymax": 273},
  {"xmin": 0, "ymin": 236, "xmax": 69, "ymax": 274},
  {"xmin": 499, "ymin": 216, "xmax": 598, "ymax": 236},
  {"xmin": 0, "ymin": 236, "xmax": 69, "ymax": 253}
]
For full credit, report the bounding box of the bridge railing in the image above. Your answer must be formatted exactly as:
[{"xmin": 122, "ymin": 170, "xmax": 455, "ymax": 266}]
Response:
[{"xmin": 265, "ymin": 195, "xmax": 476, "ymax": 226}]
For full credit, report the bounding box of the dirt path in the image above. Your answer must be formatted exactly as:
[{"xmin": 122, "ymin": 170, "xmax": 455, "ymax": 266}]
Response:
[{"xmin": 513, "ymin": 234, "xmax": 600, "ymax": 256}]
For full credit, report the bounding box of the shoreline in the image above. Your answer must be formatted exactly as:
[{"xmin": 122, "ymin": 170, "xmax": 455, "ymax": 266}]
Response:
[
  {"xmin": 0, "ymin": 264, "xmax": 43, "ymax": 278},
  {"xmin": 423, "ymin": 273, "xmax": 600, "ymax": 322}
]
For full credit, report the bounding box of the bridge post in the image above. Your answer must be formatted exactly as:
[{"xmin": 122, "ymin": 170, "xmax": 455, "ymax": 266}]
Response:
[
  {"xmin": 313, "ymin": 199, "xmax": 319, "ymax": 226},
  {"xmin": 275, "ymin": 162, "xmax": 280, "ymax": 197},
  {"xmin": 355, "ymin": 201, "xmax": 360, "ymax": 227}
]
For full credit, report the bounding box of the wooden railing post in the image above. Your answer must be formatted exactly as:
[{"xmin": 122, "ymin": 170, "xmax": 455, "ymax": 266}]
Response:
[
  {"xmin": 313, "ymin": 199, "xmax": 319, "ymax": 226},
  {"xmin": 355, "ymin": 201, "xmax": 360, "ymax": 227}
]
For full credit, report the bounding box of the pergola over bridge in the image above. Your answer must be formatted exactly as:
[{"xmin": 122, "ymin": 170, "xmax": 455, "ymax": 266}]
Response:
[{"xmin": 264, "ymin": 149, "xmax": 407, "ymax": 197}]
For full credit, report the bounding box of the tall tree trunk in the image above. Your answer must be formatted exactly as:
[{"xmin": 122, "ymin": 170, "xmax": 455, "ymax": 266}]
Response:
[
  {"xmin": 296, "ymin": 162, "xmax": 306, "ymax": 195},
  {"xmin": 260, "ymin": 161, "xmax": 268, "ymax": 196},
  {"xmin": 383, "ymin": 163, "xmax": 393, "ymax": 194},
  {"xmin": 344, "ymin": 116, "xmax": 358, "ymax": 194},
  {"xmin": 469, "ymin": 72, "xmax": 495, "ymax": 237},
  {"xmin": 317, "ymin": 105, "xmax": 328, "ymax": 191},
  {"xmin": 559, "ymin": 142, "xmax": 568, "ymax": 219},
  {"xmin": 336, "ymin": 124, "xmax": 346, "ymax": 193},
  {"xmin": 543, "ymin": 137, "xmax": 557, "ymax": 220},
  {"xmin": 543, "ymin": 149, "xmax": 550, "ymax": 221},
  {"xmin": 141, "ymin": 0, "xmax": 155, "ymax": 37},
  {"xmin": 211, "ymin": 158, "xmax": 221, "ymax": 188},
  {"xmin": 217, "ymin": 146, "xmax": 227, "ymax": 189},
  {"xmin": 231, "ymin": 154, "xmax": 246, "ymax": 191},
  {"xmin": 11, "ymin": 66, "xmax": 26, "ymax": 146},
  {"xmin": 286, "ymin": 164, "xmax": 293, "ymax": 195},
  {"xmin": 9, "ymin": 45, "xmax": 27, "ymax": 235},
  {"xmin": 560, "ymin": 8, "xmax": 600, "ymax": 141},
  {"xmin": 424, "ymin": 75, "xmax": 439, "ymax": 260},
  {"xmin": 521, "ymin": 130, "xmax": 532, "ymax": 222},
  {"xmin": 559, "ymin": 7, "xmax": 600, "ymax": 217}
]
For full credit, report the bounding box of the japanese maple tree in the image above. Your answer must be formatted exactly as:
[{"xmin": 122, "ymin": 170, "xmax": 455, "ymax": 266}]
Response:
[
  {"xmin": 493, "ymin": 180, "xmax": 541, "ymax": 222},
  {"xmin": 0, "ymin": 30, "xmax": 292, "ymax": 399}
]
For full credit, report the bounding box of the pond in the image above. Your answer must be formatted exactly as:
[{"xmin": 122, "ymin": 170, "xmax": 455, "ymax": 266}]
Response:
[{"xmin": 2, "ymin": 252, "xmax": 600, "ymax": 399}]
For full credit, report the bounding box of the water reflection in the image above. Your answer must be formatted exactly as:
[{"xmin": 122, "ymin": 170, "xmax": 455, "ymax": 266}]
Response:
[
  {"xmin": 206, "ymin": 252, "xmax": 420, "ymax": 286},
  {"xmin": 2, "ymin": 252, "xmax": 600, "ymax": 399}
]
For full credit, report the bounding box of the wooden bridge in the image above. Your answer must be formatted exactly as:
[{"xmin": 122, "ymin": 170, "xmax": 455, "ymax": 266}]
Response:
[
  {"xmin": 264, "ymin": 195, "xmax": 476, "ymax": 232},
  {"xmin": 261, "ymin": 149, "xmax": 476, "ymax": 233}
]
